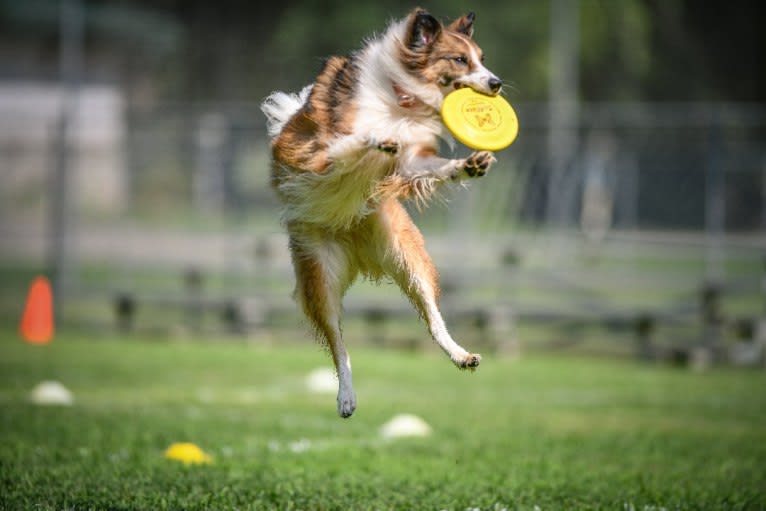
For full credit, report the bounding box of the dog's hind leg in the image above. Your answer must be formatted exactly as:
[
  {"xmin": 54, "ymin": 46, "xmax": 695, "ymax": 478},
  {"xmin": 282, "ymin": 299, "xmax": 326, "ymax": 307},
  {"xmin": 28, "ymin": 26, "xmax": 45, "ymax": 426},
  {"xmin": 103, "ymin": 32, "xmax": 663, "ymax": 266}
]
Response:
[
  {"xmin": 289, "ymin": 230, "xmax": 358, "ymax": 417},
  {"xmin": 367, "ymin": 200, "xmax": 481, "ymax": 370}
]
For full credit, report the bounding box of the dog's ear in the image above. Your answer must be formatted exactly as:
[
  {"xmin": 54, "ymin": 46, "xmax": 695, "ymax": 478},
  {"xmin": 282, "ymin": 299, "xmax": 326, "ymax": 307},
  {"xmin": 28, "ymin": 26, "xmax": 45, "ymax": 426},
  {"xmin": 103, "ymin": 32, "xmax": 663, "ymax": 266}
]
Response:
[
  {"xmin": 448, "ymin": 12, "xmax": 475, "ymax": 38},
  {"xmin": 407, "ymin": 9, "xmax": 442, "ymax": 50}
]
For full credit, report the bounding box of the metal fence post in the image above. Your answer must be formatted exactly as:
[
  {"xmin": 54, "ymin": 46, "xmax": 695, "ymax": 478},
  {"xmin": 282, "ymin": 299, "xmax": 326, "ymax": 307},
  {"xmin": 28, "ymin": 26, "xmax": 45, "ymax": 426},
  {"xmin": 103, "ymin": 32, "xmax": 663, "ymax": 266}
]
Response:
[
  {"xmin": 704, "ymin": 110, "xmax": 725, "ymax": 284},
  {"xmin": 546, "ymin": 0, "xmax": 580, "ymax": 232},
  {"xmin": 49, "ymin": 0, "xmax": 84, "ymax": 323}
]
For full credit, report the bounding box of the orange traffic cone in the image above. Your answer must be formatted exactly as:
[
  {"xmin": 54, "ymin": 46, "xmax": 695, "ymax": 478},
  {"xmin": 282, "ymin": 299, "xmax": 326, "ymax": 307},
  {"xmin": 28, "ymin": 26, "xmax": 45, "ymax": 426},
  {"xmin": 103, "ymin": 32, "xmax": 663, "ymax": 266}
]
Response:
[{"xmin": 20, "ymin": 276, "xmax": 54, "ymax": 344}]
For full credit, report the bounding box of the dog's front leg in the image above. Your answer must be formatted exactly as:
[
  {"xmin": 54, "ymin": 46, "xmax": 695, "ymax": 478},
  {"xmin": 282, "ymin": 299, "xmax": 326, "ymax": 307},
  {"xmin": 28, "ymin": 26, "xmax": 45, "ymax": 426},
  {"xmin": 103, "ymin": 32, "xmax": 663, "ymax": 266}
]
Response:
[
  {"xmin": 396, "ymin": 147, "xmax": 496, "ymax": 184},
  {"xmin": 404, "ymin": 148, "xmax": 496, "ymax": 180},
  {"xmin": 327, "ymin": 133, "xmax": 400, "ymax": 162},
  {"xmin": 377, "ymin": 148, "xmax": 495, "ymax": 204}
]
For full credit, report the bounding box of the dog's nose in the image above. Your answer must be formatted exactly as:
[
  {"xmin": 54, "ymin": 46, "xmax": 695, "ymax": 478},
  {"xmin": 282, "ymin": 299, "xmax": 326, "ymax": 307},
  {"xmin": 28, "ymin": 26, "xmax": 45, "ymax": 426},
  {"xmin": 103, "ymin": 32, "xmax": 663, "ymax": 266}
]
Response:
[{"xmin": 488, "ymin": 77, "xmax": 502, "ymax": 93}]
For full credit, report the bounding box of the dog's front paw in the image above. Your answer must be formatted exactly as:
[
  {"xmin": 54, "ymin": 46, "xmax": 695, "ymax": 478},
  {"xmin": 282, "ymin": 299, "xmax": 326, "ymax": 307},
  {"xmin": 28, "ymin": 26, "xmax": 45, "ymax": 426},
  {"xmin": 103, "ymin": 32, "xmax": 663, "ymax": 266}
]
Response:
[
  {"xmin": 454, "ymin": 352, "xmax": 482, "ymax": 371},
  {"xmin": 375, "ymin": 139, "xmax": 399, "ymax": 155},
  {"xmin": 462, "ymin": 151, "xmax": 496, "ymax": 178}
]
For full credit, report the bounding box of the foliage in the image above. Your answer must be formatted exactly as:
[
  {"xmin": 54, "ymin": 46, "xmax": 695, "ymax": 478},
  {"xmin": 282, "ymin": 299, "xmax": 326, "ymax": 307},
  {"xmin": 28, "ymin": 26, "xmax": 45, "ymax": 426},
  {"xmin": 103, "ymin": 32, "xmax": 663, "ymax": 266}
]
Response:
[{"xmin": 3, "ymin": 0, "xmax": 763, "ymax": 103}]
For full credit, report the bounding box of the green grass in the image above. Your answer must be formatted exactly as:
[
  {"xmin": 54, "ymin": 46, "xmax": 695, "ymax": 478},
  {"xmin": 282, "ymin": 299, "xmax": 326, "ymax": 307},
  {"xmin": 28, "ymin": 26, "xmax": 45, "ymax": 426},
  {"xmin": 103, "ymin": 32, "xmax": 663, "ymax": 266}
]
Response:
[{"xmin": 1, "ymin": 329, "xmax": 765, "ymax": 510}]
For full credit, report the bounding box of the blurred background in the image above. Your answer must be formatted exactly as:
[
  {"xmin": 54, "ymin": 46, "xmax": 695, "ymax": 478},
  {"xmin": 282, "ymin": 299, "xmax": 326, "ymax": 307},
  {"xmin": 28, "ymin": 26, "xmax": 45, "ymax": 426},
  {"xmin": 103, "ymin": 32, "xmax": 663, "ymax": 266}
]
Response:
[{"xmin": 1, "ymin": 0, "xmax": 764, "ymax": 366}]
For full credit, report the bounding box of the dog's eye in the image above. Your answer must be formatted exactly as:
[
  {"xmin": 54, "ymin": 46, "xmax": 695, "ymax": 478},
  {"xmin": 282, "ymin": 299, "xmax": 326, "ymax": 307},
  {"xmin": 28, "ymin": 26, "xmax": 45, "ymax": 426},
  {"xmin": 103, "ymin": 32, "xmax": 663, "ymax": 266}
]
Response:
[{"xmin": 452, "ymin": 56, "xmax": 468, "ymax": 65}]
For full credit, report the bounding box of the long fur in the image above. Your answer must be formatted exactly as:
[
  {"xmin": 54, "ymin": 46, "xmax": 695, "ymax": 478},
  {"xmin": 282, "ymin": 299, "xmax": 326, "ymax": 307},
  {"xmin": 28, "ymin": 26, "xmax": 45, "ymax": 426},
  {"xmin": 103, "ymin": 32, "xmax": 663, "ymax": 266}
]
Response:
[
  {"xmin": 261, "ymin": 85, "xmax": 313, "ymax": 138},
  {"xmin": 261, "ymin": 8, "xmax": 503, "ymax": 418}
]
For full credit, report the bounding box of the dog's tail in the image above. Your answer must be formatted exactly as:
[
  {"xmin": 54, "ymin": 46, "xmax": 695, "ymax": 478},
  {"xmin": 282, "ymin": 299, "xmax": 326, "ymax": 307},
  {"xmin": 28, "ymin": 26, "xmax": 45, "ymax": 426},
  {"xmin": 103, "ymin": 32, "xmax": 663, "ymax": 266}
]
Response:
[{"xmin": 260, "ymin": 85, "xmax": 313, "ymax": 139}]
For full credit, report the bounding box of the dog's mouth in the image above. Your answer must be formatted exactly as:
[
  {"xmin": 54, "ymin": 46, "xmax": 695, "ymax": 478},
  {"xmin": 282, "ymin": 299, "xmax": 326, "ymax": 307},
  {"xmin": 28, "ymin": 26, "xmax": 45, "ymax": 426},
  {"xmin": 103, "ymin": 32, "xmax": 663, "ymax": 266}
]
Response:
[{"xmin": 452, "ymin": 81, "xmax": 500, "ymax": 97}]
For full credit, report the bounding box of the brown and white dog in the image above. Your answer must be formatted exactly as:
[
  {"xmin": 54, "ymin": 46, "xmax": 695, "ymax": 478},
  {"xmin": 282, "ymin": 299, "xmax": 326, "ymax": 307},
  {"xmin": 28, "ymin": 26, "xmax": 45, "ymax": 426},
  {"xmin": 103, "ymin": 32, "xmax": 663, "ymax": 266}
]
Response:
[{"xmin": 261, "ymin": 8, "xmax": 502, "ymax": 418}]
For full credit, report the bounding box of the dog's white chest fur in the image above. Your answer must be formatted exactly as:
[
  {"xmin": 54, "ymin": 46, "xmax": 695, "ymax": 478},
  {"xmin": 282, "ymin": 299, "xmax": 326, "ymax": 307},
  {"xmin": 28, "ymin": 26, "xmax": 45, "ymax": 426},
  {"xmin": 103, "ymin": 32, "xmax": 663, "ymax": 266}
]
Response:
[{"xmin": 354, "ymin": 28, "xmax": 447, "ymax": 148}]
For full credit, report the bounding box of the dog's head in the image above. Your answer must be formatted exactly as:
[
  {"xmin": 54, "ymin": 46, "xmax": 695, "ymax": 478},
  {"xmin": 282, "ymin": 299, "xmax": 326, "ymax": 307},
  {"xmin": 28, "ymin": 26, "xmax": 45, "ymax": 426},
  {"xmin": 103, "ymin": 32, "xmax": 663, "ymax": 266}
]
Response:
[{"xmin": 399, "ymin": 8, "xmax": 502, "ymax": 98}]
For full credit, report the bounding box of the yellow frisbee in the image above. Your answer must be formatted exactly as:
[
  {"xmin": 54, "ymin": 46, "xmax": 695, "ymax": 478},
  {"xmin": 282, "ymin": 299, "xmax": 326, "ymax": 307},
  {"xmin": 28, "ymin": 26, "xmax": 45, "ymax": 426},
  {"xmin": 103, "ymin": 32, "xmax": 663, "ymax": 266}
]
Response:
[{"xmin": 441, "ymin": 88, "xmax": 519, "ymax": 151}]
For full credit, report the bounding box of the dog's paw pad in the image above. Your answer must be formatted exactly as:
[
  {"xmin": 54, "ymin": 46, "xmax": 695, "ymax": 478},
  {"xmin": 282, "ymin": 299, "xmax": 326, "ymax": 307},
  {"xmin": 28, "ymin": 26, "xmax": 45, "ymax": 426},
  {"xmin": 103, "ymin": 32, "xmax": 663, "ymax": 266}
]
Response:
[
  {"xmin": 463, "ymin": 151, "xmax": 495, "ymax": 177},
  {"xmin": 456, "ymin": 353, "xmax": 482, "ymax": 371},
  {"xmin": 376, "ymin": 139, "xmax": 399, "ymax": 155}
]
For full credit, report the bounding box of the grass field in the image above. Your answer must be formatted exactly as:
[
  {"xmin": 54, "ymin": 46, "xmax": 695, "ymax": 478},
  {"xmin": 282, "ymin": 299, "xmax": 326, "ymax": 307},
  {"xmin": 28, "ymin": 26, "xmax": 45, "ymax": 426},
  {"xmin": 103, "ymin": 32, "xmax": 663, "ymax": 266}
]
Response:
[{"xmin": 1, "ymin": 328, "xmax": 765, "ymax": 510}]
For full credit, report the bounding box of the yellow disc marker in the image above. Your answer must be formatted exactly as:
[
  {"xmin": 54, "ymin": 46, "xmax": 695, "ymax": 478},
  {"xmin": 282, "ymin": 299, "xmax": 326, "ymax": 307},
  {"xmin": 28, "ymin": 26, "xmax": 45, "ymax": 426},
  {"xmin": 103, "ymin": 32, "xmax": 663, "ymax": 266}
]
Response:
[
  {"xmin": 441, "ymin": 88, "xmax": 519, "ymax": 151},
  {"xmin": 164, "ymin": 442, "xmax": 213, "ymax": 465}
]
